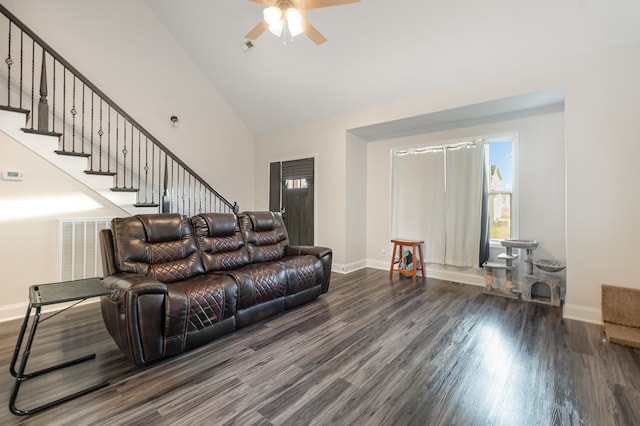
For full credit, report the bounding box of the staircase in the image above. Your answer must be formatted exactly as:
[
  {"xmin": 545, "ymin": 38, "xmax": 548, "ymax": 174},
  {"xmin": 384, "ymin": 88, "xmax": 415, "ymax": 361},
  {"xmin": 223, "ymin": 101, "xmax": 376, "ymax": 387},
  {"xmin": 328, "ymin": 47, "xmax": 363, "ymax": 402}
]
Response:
[{"xmin": 0, "ymin": 5, "xmax": 236, "ymax": 217}]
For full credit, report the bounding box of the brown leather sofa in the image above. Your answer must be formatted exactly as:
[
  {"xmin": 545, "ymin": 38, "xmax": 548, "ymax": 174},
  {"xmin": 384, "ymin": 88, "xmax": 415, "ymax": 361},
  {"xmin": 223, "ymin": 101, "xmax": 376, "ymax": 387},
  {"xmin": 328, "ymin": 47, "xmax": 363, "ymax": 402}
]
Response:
[{"xmin": 99, "ymin": 211, "xmax": 332, "ymax": 366}]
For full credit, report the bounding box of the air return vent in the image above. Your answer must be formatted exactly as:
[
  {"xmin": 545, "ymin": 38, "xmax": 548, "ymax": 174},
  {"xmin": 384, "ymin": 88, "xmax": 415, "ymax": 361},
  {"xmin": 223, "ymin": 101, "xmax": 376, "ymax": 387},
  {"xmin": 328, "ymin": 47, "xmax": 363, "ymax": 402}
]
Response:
[{"xmin": 58, "ymin": 218, "xmax": 111, "ymax": 281}]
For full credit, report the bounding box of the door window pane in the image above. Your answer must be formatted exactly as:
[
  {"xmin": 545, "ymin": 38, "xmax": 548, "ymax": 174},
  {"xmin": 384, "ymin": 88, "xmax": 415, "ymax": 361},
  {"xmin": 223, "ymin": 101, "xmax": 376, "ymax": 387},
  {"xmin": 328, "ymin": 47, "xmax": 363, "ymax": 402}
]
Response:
[{"xmin": 285, "ymin": 178, "xmax": 308, "ymax": 189}]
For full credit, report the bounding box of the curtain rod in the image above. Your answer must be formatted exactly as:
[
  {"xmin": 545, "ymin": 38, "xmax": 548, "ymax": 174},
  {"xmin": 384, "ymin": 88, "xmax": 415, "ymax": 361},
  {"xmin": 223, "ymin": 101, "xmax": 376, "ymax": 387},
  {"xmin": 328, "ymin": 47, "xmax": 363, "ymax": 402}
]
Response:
[{"xmin": 396, "ymin": 139, "xmax": 484, "ymax": 156}]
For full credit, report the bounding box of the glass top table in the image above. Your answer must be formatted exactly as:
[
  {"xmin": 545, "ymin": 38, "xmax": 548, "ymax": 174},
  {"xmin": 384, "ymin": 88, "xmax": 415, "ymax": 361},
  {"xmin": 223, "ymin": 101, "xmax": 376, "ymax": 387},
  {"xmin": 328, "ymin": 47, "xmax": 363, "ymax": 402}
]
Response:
[
  {"xmin": 29, "ymin": 277, "xmax": 114, "ymax": 306},
  {"xmin": 9, "ymin": 277, "xmax": 115, "ymax": 416}
]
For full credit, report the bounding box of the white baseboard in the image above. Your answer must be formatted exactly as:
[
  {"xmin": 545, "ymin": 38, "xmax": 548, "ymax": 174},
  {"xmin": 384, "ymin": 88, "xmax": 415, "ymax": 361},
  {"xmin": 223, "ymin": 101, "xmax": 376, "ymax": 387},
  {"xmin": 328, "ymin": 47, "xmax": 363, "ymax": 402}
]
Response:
[
  {"xmin": 332, "ymin": 260, "xmax": 368, "ymax": 274},
  {"xmin": 366, "ymin": 259, "xmax": 485, "ymax": 287},
  {"xmin": 367, "ymin": 259, "xmax": 390, "ymax": 271},
  {"xmin": 0, "ymin": 299, "xmax": 100, "ymax": 323},
  {"xmin": 425, "ymin": 269, "xmax": 485, "ymax": 287},
  {"xmin": 563, "ymin": 303, "xmax": 602, "ymax": 325},
  {"xmin": 0, "ymin": 301, "xmax": 29, "ymax": 323}
]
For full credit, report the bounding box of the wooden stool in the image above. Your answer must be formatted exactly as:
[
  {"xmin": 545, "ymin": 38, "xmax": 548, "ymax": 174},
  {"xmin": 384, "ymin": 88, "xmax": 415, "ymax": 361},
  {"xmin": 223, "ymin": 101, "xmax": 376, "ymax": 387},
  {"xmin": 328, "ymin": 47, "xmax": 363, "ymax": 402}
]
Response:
[{"xmin": 389, "ymin": 239, "xmax": 425, "ymax": 283}]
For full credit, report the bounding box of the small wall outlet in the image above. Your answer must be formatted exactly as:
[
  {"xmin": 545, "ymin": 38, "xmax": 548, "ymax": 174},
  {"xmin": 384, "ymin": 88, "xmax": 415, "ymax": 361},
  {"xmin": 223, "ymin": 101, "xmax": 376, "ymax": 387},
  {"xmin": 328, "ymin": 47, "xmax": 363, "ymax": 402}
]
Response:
[{"xmin": 381, "ymin": 248, "xmax": 387, "ymax": 257}]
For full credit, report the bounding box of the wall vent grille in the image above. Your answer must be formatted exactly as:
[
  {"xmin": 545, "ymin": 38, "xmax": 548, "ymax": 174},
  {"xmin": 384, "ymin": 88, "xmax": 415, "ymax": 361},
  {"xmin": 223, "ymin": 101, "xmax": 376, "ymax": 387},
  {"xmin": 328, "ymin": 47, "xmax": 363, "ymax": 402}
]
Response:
[{"xmin": 58, "ymin": 218, "xmax": 111, "ymax": 281}]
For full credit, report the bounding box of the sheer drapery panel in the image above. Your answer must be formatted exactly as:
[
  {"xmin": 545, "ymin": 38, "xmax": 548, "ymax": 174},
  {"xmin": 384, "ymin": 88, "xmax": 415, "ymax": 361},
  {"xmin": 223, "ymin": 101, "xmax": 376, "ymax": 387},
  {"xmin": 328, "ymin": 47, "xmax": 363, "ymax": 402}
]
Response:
[{"xmin": 391, "ymin": 142, "xmax": 486, "ymax": 268}]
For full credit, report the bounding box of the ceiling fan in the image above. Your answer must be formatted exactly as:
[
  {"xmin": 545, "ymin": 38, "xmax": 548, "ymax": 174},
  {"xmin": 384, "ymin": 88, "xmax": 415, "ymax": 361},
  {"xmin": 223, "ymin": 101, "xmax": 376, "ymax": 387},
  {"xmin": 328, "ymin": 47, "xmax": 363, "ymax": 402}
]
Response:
[{"xmin": 245, "ymin": 0, "xmax": 360, "ymax": 45}]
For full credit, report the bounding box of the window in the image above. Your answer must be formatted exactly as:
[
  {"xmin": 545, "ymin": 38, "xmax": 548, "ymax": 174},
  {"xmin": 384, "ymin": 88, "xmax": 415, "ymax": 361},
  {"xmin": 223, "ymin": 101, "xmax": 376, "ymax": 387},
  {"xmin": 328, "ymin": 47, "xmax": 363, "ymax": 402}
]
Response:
[
  {"xmin": 285, "ymin": 178, "xmax": 308, "ymax": 189},
  {"xmin": 487, "ymin": 138, "xmax": 513, "ymax": 240}
]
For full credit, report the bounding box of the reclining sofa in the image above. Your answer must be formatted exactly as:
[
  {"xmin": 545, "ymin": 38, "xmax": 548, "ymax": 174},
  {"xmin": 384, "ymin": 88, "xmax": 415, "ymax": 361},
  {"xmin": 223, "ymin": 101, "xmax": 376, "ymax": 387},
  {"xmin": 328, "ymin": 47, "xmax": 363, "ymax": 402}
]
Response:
[{"xmin": 99, "ymin": 211, "xmax": 332, "ymax": 366}]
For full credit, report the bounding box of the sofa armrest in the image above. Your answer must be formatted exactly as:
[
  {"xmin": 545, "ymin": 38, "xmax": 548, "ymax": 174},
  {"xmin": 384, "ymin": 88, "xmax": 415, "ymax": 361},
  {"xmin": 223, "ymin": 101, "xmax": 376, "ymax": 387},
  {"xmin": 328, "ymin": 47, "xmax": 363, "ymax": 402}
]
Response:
[
  {"xmin": 101, "ymin": 273, "xmax": 168, "ymax": 366},
  {"xmin": 103, "ymin": 272, "xmax": 168, "ymax": 296},
  {"xmin": 285, "ymin": 245, "xmax": 333, "ymax": 294},
  {"xmin": 99, "ymin": 229, "xmax": 118, "ymax": 277},
  {"xmin": 285, "ymin": 245, "xmax": 331, "ymax": 259}
]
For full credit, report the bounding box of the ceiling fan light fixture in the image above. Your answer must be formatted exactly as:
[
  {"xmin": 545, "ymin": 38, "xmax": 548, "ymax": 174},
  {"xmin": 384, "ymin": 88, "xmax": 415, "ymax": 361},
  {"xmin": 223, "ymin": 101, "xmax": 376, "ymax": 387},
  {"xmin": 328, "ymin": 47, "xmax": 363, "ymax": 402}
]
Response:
[
  {"xmin": 268, "ymin": 19, "xmax": 284, "ymax": 36},
  {"xmin": 247, "ymin": 0, "xmax": 361, "ymax": 45},
  {"xmin": 286, "ymin": 8, "xmax": 303, "ymax": 37},
  {"xmin": 264, "ymin": 6, "xmax": 284, "ymax": 36},
  {"xmin": 263, "ymin": 6, "xmax": 282, "ymax": 25}
]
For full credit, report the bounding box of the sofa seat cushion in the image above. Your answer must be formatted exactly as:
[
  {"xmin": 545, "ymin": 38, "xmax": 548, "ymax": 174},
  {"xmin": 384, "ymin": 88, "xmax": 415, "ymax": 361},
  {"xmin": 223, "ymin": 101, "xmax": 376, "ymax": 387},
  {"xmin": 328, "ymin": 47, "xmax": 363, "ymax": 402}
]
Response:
[
  {"xmin": 278, "ymin": 255, "xmax": 323, "ymax": 295},
  {"xmin": 227, "ymin": 262, "xmax": 287, "ymax": 328},
  {"xmin": 163, "ymin": 273, "xmax": 237, "ymax": 356},
  {"xmin": 226, "ymin": 263, "xmax": 287, "ymax": 310}
]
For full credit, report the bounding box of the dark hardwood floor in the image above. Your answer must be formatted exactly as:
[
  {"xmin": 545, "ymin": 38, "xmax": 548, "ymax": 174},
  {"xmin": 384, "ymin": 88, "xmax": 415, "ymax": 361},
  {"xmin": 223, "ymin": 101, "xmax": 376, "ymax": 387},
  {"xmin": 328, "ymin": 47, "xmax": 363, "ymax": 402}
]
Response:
[{"xmin": 2, "ymin": 268, "xmax": 640, "ymax": 425}]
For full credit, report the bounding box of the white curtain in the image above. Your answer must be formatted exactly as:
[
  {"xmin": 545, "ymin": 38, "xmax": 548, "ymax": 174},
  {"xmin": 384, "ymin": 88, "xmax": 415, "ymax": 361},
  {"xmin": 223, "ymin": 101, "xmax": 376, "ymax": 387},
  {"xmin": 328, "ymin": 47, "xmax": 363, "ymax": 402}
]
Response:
[
  {"xmin": 391, "ymin": 149, "xmax": 445, "ymax": 263},
  {"xmin": 391, "ymin": 142, "xmax": 485, "ymax": 267},
  {"xmin": 443, "ymin": 144, "xmax": 485, "ymax": 267}
]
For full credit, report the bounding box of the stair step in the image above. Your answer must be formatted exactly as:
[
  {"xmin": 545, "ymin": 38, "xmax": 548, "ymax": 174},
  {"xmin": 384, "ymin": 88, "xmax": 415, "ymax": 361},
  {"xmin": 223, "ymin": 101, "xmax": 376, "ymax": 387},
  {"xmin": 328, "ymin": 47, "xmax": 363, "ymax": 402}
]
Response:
[
  {"xmin": 111, "ymin": 187, "xmax": 139, "ymax": 193},
  {"xmin": 483, "ymin": 261, "xmax": 514, "ymax": 270},
  {"xmin": 55, "ymin": 150, "xmax": 91, "ymax": 158},
  {"xmin": 22, "ymin": 127, "xmax": 62, "ymax": 138},
  {"xmin": 2, "ymin": 108, "xmax": 155, "ymax": 218},
  {"xmin": 134, "ymin": 202, "xmax": 160, "ymax": 208},
  {"xmin": 85, "ymin": 170, "xmax": 117, "ymax": 176},
  {"xmin": 1, "ymin": 105, "xmax": 30, "ymax": 115},
  {"xmin": 497, "ymin": 253, "xmax": 518, "ymax": 260}
]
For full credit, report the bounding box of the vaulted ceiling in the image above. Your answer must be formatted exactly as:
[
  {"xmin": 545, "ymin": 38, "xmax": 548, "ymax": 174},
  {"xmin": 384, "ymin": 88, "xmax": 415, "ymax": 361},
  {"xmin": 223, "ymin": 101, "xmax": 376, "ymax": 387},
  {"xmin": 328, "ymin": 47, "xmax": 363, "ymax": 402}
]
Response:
[{"xmin": 146, "ymin": 0, "xmax": 640, "ymax": 135}]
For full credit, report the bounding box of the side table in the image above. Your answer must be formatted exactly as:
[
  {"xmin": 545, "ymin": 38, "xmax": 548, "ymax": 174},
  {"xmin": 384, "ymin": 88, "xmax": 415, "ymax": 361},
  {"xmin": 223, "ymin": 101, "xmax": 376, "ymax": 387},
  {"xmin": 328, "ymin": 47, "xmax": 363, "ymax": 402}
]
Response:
[
  {"xmin": 389, "ymin": 239, "xmax": 425, "ymax": 283},
  {"xmin": 9, "ymin": 277, "xmax": 115, "ymax": 416}
]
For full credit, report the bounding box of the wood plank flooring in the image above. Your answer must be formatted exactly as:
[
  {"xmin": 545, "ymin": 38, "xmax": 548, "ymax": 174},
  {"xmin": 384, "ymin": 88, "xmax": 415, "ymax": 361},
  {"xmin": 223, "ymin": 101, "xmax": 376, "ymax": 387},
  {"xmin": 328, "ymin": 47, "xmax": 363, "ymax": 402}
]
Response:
[{"xmin": 1, "ymin": 268, "xmax": 640, "ymax": 425}]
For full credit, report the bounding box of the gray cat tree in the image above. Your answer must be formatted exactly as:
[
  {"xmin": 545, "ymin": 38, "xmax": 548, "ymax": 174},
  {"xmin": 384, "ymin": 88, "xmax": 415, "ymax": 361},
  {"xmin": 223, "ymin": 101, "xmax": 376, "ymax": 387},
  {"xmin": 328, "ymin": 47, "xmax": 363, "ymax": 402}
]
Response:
[{"xmin": 483, "ymin": 239, "xmax": 565, "ymax": 306}]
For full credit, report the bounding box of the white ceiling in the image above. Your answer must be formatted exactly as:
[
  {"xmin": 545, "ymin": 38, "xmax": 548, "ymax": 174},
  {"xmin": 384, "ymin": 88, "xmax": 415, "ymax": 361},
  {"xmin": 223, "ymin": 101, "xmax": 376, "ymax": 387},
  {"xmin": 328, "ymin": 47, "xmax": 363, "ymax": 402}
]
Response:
[{"xmin": 145, "ymin": 0, "xmax": 640, "ymax": 136}]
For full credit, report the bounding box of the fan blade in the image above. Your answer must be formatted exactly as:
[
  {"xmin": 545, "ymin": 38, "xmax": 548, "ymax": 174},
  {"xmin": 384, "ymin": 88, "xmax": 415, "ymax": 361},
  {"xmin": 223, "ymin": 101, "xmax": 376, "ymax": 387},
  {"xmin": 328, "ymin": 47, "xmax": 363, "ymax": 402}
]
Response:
[
  {"xmin": 304, "ymin": 0, "xmax": 360, "ymax": 9},
  {"xmin": 302, "ymin": 19, "xmax": 327, "ymax": 45},
  {"xmin": 246, "ymin": 21, "xmax": 269, "ymax": 39}
]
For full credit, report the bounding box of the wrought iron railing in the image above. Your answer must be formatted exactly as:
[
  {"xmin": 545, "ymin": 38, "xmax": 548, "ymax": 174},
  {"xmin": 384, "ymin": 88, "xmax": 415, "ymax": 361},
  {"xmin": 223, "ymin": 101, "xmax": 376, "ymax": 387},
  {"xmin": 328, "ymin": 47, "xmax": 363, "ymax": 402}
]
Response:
[{"xmin": 0, "ymin": 4, "xmax": 237, "ymax": 216}]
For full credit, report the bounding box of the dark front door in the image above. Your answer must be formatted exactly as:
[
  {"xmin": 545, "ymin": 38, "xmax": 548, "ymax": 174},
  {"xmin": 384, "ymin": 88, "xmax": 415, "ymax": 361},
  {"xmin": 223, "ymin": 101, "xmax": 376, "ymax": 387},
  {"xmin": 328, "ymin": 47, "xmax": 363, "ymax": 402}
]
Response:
[{"xmin": 269, "ymin": 158, "xmax": 314, "ymax": 245}]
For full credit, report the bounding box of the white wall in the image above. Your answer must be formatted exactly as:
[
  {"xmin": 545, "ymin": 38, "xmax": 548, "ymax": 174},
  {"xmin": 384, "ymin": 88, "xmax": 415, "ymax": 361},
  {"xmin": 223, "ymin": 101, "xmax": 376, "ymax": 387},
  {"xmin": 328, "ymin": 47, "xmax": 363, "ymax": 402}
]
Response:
[
  {"xmin": 253, "ymin": 117, "xmax": 348, "ymax": 267},
  {"xmin": 563, "ymin": 43, "xmax": 640, "ymax": 323},
  {"xmin": 345, "ymin": 132, "xmax": 367, "ymax": 270},
  {"xmin": 0, "ymin": 130, "xmax": 126, "ymax": 319},
  {"xmin": 255, "ymin": 42, "xmax": 640, "ymax": 324}
]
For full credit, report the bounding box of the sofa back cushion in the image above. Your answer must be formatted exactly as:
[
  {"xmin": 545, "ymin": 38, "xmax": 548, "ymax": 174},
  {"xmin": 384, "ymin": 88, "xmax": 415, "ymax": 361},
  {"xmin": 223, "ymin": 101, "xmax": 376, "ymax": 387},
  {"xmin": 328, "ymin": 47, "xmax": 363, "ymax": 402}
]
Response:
[
  {"xmin": 239, "ymin": 211, "xmax": 289, "ymax": 263},
  {"xmin": 111, "ymin": 214, "xmax": 204, "ymax": 282},
  {"xmin": 192, "ymin": 213, "xmax": 250, "ymax": 272}
]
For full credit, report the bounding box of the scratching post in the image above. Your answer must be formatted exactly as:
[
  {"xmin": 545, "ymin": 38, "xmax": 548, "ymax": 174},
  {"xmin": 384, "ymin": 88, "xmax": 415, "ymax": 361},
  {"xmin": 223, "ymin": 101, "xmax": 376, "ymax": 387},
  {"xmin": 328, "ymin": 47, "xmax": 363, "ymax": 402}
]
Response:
[{"xmin": 602, "ymin": 284, "xmax": 640, "ymax": 349}]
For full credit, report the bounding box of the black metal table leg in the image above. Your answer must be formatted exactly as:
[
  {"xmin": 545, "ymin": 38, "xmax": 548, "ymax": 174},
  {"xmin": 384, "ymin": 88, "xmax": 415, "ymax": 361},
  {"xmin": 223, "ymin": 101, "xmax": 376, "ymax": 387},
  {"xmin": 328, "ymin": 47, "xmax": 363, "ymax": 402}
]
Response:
[
  {"xmin": 9, "ymin": 304, "xmax": 109, "ymax": 416},
  {"xmin": 10, "ymin": 305, "xmax": 42, "ymax": 415},
  {"xmin": 9, "ymin": 302, "xmax": 33, "ymax": 378}
]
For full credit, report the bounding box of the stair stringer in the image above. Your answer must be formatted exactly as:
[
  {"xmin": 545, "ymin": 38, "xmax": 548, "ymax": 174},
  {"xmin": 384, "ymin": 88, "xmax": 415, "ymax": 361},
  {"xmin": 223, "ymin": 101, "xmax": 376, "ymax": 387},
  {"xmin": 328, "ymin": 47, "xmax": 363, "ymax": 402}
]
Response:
[{"xmin": 0, "ymin": 109, "xmax": 159, "ymax": 216}]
